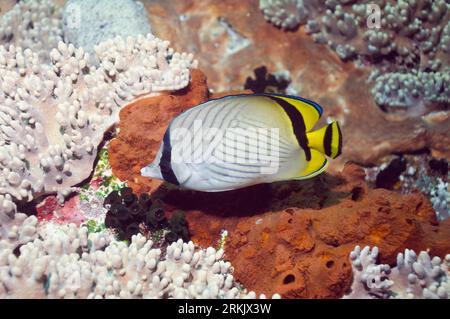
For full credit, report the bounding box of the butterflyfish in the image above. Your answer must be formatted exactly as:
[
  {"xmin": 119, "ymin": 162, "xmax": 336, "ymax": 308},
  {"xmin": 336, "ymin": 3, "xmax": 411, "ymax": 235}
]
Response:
[{"xmin": 141, "ymin": 93, "xmax": 342, "ymax": 192}]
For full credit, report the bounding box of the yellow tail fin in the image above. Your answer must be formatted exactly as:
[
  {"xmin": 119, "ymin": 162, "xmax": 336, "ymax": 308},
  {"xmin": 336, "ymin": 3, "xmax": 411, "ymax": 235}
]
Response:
[{"xmin": 307, "ymin": 121, "xmax": 342, "ymax": 159}]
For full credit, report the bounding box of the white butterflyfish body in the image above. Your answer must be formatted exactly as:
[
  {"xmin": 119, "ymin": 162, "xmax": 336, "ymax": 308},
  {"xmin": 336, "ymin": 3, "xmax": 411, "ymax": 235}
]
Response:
[{"xmin": 141, "ymin": 93, "xmax": 343, "ymax": 192}]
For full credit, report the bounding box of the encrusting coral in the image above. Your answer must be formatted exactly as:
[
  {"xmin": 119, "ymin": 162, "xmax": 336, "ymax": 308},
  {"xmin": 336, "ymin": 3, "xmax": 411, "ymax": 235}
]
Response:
[
  {"xmin": 0, "ymin": 213, "xmax": 280, "ymax": 299},
  {"xmin": 345, "ymin": 246, "xmax": 450, "ymax": 299}
]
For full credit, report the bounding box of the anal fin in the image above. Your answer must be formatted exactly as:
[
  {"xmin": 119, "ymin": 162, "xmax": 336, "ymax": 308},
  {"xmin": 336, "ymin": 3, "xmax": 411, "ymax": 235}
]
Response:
[{"xmin": 294, "ymin": 149, "xmax": 328, "ymax": 180}]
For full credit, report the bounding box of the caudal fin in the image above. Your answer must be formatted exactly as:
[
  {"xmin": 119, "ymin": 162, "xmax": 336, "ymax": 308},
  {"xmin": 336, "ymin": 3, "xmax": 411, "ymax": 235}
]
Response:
[{"xmin": 306, "ymin": 121, "xmax": 342, "ymax": 159}]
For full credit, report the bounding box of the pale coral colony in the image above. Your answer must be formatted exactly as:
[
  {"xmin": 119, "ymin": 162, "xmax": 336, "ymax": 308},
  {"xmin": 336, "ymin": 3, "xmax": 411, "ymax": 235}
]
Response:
[{"xmin": 0, "ymin": 0, "xmax": 449, "ymax": 299}]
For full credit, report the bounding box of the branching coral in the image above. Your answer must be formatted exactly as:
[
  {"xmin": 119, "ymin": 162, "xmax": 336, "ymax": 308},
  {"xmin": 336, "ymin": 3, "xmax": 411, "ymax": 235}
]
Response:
[
  {"xmin": 261, "ymin": 0, "xmax": 449, "ymax": 66},
  {"xmin": 0, "ymin": 213, "xmax": 38, "ymax": 250},
  {"xmin": 0, "ymin": 0, "xmax": 63, "ymax": 62},
  {"xmin": 0, "ymin": 35, "xmax": 196, "ymax": 219},
  {"xmin": 415, "ymin": 171, "xmax": 450, "ymax": 221},
  {"xmin": 259, "ymin": 0, "xmax": 450, "ymax": 110},
  {"xmin": 259, "ymin": 0, "xmax": 313, "ymax": 30},
  {"xmin": 345, "ymin": 246, "xmax": 393, "ymax": 299},
  {"xmin": 345, "ymin": 246, "xmax": 450, "ymax": 299},
  {"xmin": 371, "ymin": 69, "xmax": 450, "ymax": 110},
  {"xmin": 0, "ymin": 214, "xmax": 280, "ymax": 299},
  {"xmin": 429, "ymin": 179, "xmax": 450, "ymax": 221}
]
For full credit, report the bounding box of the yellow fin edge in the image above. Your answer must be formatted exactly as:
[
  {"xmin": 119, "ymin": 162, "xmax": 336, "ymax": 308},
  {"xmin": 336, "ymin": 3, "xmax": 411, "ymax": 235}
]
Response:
[{"xmin": 294, "ymin": 149, "xmax": 328, "ymax": 180}]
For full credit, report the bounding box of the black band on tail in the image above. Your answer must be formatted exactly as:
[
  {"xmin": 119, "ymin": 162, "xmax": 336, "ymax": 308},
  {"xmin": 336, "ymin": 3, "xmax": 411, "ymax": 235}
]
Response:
[
  {"xmin": 336, "ymin": 123, "xmax": 343, "ymax": 158},
  {"xmin": 324, "ymin": 122, "xmax": 343, "ymax": 159},
  {"xmin": 268, "ymin": 96, "xmax": 311, "ymax": 161},
  {"xmin": 323, "ymin": 123, "xmax": 333, "ymax": 157},
  {"xmin": 160, "ymin": 127, "xmax": 180, "ymax": 185}
]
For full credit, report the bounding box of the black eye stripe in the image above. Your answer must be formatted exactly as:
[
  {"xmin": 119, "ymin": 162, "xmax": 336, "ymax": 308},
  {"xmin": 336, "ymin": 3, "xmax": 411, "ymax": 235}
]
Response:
[{"xmin": 160, "ymin": 126, "xmax": 180, "ymax": 185}]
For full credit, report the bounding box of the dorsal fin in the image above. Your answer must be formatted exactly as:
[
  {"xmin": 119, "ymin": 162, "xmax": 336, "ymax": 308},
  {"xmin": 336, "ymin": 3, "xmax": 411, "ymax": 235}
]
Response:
[
  {"xmin": 265, "ymin": 93, "xmax": 322, "ymax": 132},
  {"xmin": 266, "ymin": 95, "xmax": 312, "ymax": 161}
]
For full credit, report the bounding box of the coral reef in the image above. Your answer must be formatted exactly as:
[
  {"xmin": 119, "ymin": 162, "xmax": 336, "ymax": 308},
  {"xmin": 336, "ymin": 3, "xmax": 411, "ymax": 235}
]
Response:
[
  {"xmin": 36, "ymin": 195, "xmax": 86, "ymax": 226},
  {"xmin": 169, "ymin": 163, "xmax": 450, "ymax": 298},
  {"xmin": 0, "ymin": 0, "xmax": 447, "ymax": 301},
  {"xmin": 259, "ymin": 0, "xmax": 450, "ymax": 68},
  {"xmin": 110, "ymin": 94, "xmax": 450, "ymax": 297},
  {"xmin": 0, "ymin": 213, "xmax": 280, "ymax": 299},
  {"xmin": 258, "ymin": 0, "xmax": 450, "ymax": 111},
  {"xmin": 0, "ymin": 34, "xmax": 196, "ymax": 218},
  {"xmin": 62, "ymin": 0, "xmax": 152, "ymax": 54},
  {"xmin": 345, "ymin": 246, "xmax": 450, "ymax": 299},
  {"xmin": 0, "ymin": 213, "xmax": 38, "ymax": 250},
  {"xmin": 33, "ymin": 146, "xmax": 125, "ymax": 226}
]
